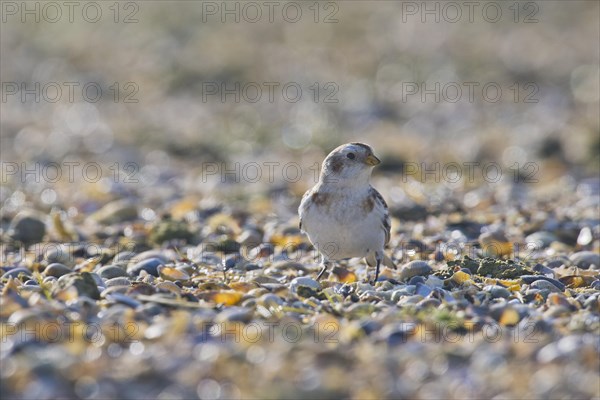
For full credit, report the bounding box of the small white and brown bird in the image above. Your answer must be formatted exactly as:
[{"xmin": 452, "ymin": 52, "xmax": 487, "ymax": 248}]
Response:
[{"xmin": 298, "ymin": 142, "xmax": 395, "ymax": 283}]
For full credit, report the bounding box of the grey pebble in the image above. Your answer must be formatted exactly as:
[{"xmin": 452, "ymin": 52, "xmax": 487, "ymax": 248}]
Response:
[
  {"xmin": 128, "ymin": 258, "xmax": 164, "ymax": 277},
  {"xmin": 484, "ymin": 285, "xmax": 511, "ymax": 299},
  {"xmin": 531, "ymin": 279, "xmax": 563, "ymax": 293},
  {"xmin": 290, "ymin": 277, "xmax": 321, "ymax": 293},
  {"xmin": 569, "ymin": 251, "xmax": 600, "ymax": 269},
  {"xmin": 2, "ymin": 268, "xmax": 32, "ymax": 280},
  {"xmin": 105, "ymin": 277, "xmax": 131, "ymax": 287},
  {"xmin": 521, "ymin": 275, "xmax": 565, "ymax": 291},
  {"xmin": 215, "ymin": 307, "xmax": 254, "ymax": 323},
  {"xmin": 105, "ymin": 293, "xmax": 141, "ymax": 308},
  {"xmin": 97, "ymin": 265, "xmax": 130, "ymax": 280},
  {"xmin": 7, "ymin": 212, "xmax": 46, "ymax": 245},
  {"xmin": 400, "ymin": 261, "xmax": 432, "ymax": 280},
  {"xmin": 44, "ymin": 263, "xmax": 72, "ymax": 278}
]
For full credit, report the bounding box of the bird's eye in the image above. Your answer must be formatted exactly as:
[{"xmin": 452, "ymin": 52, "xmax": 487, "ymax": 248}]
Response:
[{"xmin": 347, "ymin": 152, "xmax": 356, "ymax": 160}]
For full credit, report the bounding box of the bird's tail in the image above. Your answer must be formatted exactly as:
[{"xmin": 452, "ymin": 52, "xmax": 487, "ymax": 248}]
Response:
[
  {"xmin": 367, "ymin": 253, "xmax": 397, "ymax": 269},
  {"xmin": 383, "ymin": 254, "xmax": 397, "ymax": 269}
]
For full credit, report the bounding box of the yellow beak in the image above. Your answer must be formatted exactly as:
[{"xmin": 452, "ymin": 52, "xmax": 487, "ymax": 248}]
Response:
[{"xmin": 365, "ymin": 154, "xmax": 381, "ymax": 166}]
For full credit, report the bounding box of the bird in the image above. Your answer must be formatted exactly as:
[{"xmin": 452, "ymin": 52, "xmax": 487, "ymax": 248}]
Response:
[{"xmin": 298, "ymin": 142, "xmax": 395, "ymax": 283}]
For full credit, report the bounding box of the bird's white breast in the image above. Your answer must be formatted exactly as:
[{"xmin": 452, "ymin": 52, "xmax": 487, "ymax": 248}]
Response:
[{"xmin": 299, "ymin": 187, "xmax": 386, "ymax": 261}]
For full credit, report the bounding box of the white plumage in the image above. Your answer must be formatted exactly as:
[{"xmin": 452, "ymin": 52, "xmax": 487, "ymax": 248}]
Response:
[{"xmin": 299, "ymin": 142, "xmax": 395, "ymax": 282}]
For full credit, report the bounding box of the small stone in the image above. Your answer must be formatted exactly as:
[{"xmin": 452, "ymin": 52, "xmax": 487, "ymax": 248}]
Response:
[
  {"xmin": 113, "ymin": 251, "xmax": 137, "ymax": 263},
  {"xmin": 391, "ymin": 286, "xmax": 415, "ymax": 302},
  {"xmin": 415, "ymin": 283, "xmax": 432, "ymax": 297},
  {"xmin": 128, "ymin": 258, "xmax": 164, "ymax": 277},
  {"xmin": 399, "ymin": 261, "xmax": 432, "ymax": 280},
  {"xmin": 425, "ymin": 275, "xmax": 443, "ymax": 288},
  {"xmin": 158, "ymin": 266, "xmax": 190, "ymax": 282},
  {"xmin": 215, "ymin": 307, "xmax": 254, "ymax": 323},
  {"xmin": 417, "ymin": 298, "xmax": 441, "ymax": 309},
  {"xmin": 105, "ymin": 277, "xmax": 131, "ymax": 287},
  {"xmin": 44, "ymin": 263, "xmax": 72, "ymax": 278},
  {"xmin": 531, "ymin": 279, "xmax": 563, "ymax": 293},
  {"xmin": 7, "ymin": 211, "xmax": 46, "ymax": 245},
  {"xmin": 521, "ymin": 275, "xmax": 566, "ymax": 291},
  {"xmin": 2, "ymin": 268, "xmax": 32, "ymax": 280},
  {"xmin": 149, "ymin": 219, "xmax": 194, "ymax": 245},
  {"xmin": 484, "ymin": 285, "xmax": 511, "ymax": 299},
  {"xmin": 97, "ymin": 265, "xmax": 129, "ymax": 280},
  {"xmin": 398, "ymin": 295, "xmax": 423, "ymax": 305},
  {"xmin": 290, "ymin": 277, "xmax": 321, "ymax": 294},
  {"xmin": 532, "ymin": 264, "xmax": 555, "ymax": 278},
  {"xmin": 258, "ymin": 293, "xmax": 284, "ymax": 307},
  {"xmin": 105, "ymin": 293, "xmax": 141, "ymax": 308},
  {"xmin": 55, "ymin": 272, "xmax": 101, "ymax": 299},
  {"xmin": 89, "ymin": 199, "xmax": 138, "ymax": 224},
  {"xmin": 577, "ymin": 227, "xmax": 593, "ymax": 246},
  {"xmin": 569, "ymin": 251, "xmax": 600, "ymax": 269},
  {"xmin": 525, "ymin": 231, "xmax": 557, "ymax": 248},
  {"xmin": 155, "ymin": 281, "xmax": 181, "ymax": 294},
  {"xmin": 238, "ymin": 229, "xmax": 263, "ymax": 248},
  {"xmin": 43, "ymin": 246, "xmax": 72, "ymax": 265}
]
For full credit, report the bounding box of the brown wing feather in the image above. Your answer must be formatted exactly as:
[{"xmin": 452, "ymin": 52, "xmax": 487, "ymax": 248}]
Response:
[{"xmin": 369, "ymin": 186, "xmax": 391, "ymax": 245}]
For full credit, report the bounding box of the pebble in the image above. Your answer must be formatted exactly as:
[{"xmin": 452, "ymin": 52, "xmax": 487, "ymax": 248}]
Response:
[
  {"xmin": 532, "ymin": 264, "xmax": 555, "ymax": 278},
  {"xmin": 415, "ymin": 283, "xmax": 433, "ymax": 297},
  {"xmin": 399, "ymin": 261, "xmax": 432, "ymax": 280},
  {"xmin": 128, "ymin": 258, "xmax": 164, "ymax": 277},
  {"xmin": 290, "ymin": 277, "xmax": 321, "ymax": 295},
  {"xmin": 258, "ymin": 293, "xmax": 284, "ymax": 307},
  {"xmin": 521, "ymin": 275, "xmax": 566, "ymax": 291},
  {"xmin": 391, "ymin": 287, "xmax": 415, "ymax": 302},
  {"xmin": 155, "ymin": 281, "xmax": 182, "ymax": 294},
  {"xmin": 113, "ymin": 251, "xmax": 137, "ymax": 263},
  {"xmin": 525, "ymin": 231, "xmax": 557, "ymax": 248},
  {"xmin": 56, "ymin": 272, "xmax": 101, "ymax": 299},
  {"xmin": 569, "ymin": 251, "xmax": 600, "ymax": 269},
  {"xmin": 44, "ymin": 263, "xmax": 72, "ymax": 278},
  {"xmin": 158, "ymin": 266, "xmax": 190, "ymax": 282},
  {"xmin": 530, "ymin": 279, "xmax": 563, "ymax": 293},
  {"xmin": 7, "ymin": 211, "xmax": 46, "ymax": 244},
  {"xmin": 484, "ymin": 285, "xmax": 511, "ymax": 299},
  {"xmin": 105, "ymin": 293, "xmax": 141, "ymax": 308},
  {"xmin": 89, "ymin": 199, "xmax": 138, "ymax": 224},
  {"xmin": 97, "ymin": 265, "xmax": 130, "ymax": 280},
  {"xmin": 2, "ymin": 268, "xmax": 33, "ymax": 280},
  {"xmin": 43, "ymin": 246, "xmax": 72, "ymax": 265},
  {"xmin": 105, "ymin": 277, "xmax": 131, "ymax": 287},
  {"xmin": 215, "ymin": 307, "xmax": 254, "ymax": 323}
]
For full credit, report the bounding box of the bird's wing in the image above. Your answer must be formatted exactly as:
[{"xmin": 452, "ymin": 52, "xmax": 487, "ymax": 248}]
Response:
[
  {"xmin": 298, "ymin": 187, "xmax": 314, "ymax": 231},
  {"xmin": 369, "ymin": 186, "xmax": 391, "ymax": 245}
]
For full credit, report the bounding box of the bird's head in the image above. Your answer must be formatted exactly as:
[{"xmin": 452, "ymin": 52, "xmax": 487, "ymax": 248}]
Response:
[{"xmin": 320, "ymin": 142, "xmax": 381, "ymax": 185}]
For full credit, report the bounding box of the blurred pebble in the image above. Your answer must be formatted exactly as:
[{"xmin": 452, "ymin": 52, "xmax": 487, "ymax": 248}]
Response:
[
  {"xmin": 44, "ymin": 263, "xmax": 72, "ymax": 278},
  {"xmin": 400, "ymin": 261, "xmax": 432, "ymax": 280},
  {"xmin": 569, "ymin": 251, "xmax": 600, "ymax": 269},
  {"xmin": 128, "ymin": 258, "xmax": 164, "ymax": 277},
  {"xmin": 97, "ymin": 265, "xmax": 129, "ymax": 280},
  {"xmin": 7, "ymin": 211, "xmax": 46, "ymax": 245}
]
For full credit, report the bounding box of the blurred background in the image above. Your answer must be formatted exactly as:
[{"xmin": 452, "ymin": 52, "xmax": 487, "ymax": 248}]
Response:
[{"xmin": 1, "ymin": 0, "xmax": 599, "ymax": 214}]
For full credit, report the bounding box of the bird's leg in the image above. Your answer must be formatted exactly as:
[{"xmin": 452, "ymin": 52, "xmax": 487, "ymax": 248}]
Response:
[
  {"xmin": 316, "ymin": 259, "xmax": 331, "ymax": 281},
  {"xmin": 371, "ymin": 252, "xmax": 382, "ymax": 284}
]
